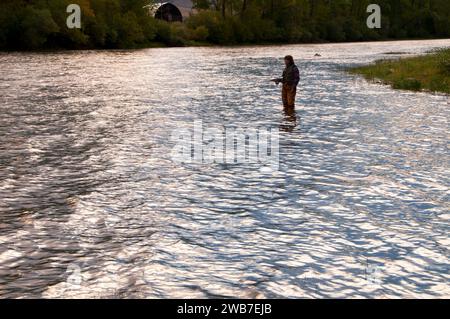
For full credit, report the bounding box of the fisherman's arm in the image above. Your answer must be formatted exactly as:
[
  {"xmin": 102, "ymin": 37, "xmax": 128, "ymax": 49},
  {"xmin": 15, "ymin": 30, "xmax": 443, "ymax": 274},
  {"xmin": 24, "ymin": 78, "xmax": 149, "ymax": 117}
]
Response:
[
  {"xmin": 271, "ymin": 78, "xmax": 283, "ymax": 84},
  {"xmin": 293, "ymin": 66, "xmax": 300, "ymax": 86}
]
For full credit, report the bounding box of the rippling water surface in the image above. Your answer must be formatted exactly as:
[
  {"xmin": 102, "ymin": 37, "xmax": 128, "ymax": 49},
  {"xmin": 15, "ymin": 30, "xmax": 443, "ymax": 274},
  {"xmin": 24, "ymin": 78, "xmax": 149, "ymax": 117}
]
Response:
[{"xmin": 0, "ymin": 40, "xmax": 449, "ymax": 298}]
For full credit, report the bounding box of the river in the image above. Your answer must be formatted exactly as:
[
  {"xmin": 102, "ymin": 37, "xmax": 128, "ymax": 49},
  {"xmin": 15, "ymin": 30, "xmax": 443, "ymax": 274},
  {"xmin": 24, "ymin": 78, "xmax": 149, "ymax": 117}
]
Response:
[{"xmin": 0, "ymin": 39, "xmax": 449, "ymax": 298}]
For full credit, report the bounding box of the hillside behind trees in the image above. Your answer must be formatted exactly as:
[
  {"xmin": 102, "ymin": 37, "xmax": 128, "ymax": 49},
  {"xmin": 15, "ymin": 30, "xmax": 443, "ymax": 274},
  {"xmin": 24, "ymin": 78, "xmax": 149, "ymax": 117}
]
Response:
[{"xmin": 0, "ymin": 0, "xmax": 449, "ymax": 50}]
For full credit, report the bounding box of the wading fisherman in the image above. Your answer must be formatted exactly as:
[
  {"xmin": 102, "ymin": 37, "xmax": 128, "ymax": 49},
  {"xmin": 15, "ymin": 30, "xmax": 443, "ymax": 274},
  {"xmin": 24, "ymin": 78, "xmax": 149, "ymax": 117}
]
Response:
[{"xmin": 272, "ymin": 55, "xmax": 300, "ymax": 109}]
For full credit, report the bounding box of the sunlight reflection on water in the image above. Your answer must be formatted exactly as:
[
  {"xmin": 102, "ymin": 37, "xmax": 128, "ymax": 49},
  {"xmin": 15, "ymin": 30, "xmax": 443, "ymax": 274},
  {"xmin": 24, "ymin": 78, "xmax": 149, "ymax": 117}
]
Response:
[{"xmin": 0, "ymin": 40, "xmax": 449, "ymax": 298}]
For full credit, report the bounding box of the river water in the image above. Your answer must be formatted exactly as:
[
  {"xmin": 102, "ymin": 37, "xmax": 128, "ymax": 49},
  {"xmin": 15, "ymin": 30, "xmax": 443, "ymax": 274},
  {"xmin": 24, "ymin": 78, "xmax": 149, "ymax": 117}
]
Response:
[{"xmin": 0, "ymin": 40, "xmax": 449, "ymax": 298}]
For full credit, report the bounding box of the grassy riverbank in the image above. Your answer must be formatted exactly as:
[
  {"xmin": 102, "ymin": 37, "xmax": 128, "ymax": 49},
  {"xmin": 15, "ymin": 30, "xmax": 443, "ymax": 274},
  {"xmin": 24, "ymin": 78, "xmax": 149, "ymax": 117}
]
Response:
[{"xmin": 351, "ymin": 49, "xmax": 450, "ymax": 94}]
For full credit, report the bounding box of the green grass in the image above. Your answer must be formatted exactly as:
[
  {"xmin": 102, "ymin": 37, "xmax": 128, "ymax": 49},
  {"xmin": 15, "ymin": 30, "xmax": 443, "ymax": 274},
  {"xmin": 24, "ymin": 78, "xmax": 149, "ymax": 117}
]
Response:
[{"xmin": 350, "ymin": 48, "xmax": 450, "ymax": 94}]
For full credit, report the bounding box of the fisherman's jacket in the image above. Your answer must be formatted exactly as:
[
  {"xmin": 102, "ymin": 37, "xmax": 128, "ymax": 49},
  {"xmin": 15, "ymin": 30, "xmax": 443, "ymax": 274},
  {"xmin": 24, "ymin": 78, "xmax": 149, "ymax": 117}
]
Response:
[{"xmin": 282, "ymin": 64, "xmax": 300, "ymax": 86}]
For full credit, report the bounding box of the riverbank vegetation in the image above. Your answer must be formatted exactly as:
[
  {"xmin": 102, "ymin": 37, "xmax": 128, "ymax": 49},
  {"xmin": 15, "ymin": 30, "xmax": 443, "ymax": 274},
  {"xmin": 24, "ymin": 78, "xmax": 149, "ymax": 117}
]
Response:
[
  {"xmin": 350, "ymin": 49, "xmax": 450, "ymax": 94},
  {"xmin": 1, "ymin": 0, "xmax": 450, "ymax": 50}
]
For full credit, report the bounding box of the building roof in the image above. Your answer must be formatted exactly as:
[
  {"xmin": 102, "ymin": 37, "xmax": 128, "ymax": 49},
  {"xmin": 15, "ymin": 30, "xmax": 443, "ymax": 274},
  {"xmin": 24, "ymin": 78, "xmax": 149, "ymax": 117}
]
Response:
[{"xmin": 147, "ymin": 1, "xmax": 194, "ymax": 20}]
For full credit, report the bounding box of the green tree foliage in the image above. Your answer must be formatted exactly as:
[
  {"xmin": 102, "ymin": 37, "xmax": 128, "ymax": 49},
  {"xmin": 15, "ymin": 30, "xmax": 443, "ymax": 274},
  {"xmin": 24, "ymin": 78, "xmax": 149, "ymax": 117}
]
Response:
[
  {"xmin": 0, "ymin": 0, "xmax": 158, "ymax": 49},
  {"xmin": 0, "ymin": 0, "xmax": 449, "ymax": 49},
  {"xmin": 190, "ymin": 0, "xmax": 450, "ymax": 44}
]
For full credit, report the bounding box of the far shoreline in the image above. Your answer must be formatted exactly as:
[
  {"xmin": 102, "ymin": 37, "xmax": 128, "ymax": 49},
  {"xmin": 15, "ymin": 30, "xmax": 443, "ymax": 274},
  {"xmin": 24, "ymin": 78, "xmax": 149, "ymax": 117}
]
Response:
[{"xmin": 1, "ymin": 37, "xmax": 450, "ymax": 53}]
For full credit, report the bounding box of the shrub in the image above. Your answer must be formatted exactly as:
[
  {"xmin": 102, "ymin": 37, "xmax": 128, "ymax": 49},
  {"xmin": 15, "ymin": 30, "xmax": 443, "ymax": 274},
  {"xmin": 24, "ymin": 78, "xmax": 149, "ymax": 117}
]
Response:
[
  {"xmin": 154, "ymin": 20, "xmax": 172, "ymax": 44},
  {"xmin": 437, "ymin": 49, "xmax": 450, "ymax": 75},
  {"xmin": 169, "ymin": 23, "xmax": 189, "ymax": 46},
  {"xmin": 189, "ymin": 26, "xmax": 209, "ymax": 42},
  {"xmin": 186, "ymin": 10, "xmax": 235, "ymax": 44},
  {"xmin": 116, "ymin": 11, "xmax": 145, "ymax": 48},
  {"xmin": 393, "ymin": 78, "xmax": 422, "ymax": 91},
  {"xmin": 19, "ymin": 7, "xmax": 59, "ymax": 49}
]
